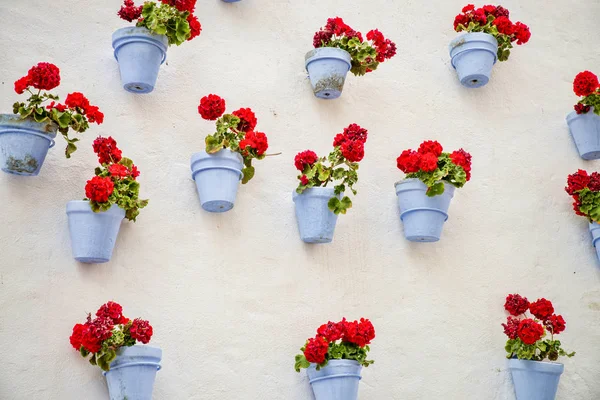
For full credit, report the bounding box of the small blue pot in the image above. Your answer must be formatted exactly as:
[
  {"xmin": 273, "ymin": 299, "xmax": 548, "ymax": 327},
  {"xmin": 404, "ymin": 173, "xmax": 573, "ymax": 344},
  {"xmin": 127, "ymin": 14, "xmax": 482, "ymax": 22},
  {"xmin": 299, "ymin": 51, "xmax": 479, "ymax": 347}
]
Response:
[
  {"xmin": 449, "ymin": 32, "xmax": 498, "ymax": 88},
  {"xmin": 508, "ymin": 359, "xmax": 563, "ymax": 400},
  {"xmin": 104, "ymin": 345, "xmax": 162, "ymax": 400},
  {"xmin": 305, "ymin": 47, "xmax": 352, "ymax": 99},
  {"xmin": 307, "ymin": 360, "xmax": 362, "ymax": 400},
  {"xmin": 395, "ymin": 179, "xmax": 455, "ymax": 242},
  {"xmin": 191, "ymin": 149, "xmax": 243, "ymax": 213},
  {"xmin": 66, "ymin": 200, "xmax": 125, "ymax": 264},
  {"xmin": 589, "ymin": 222, "xmax": 600, "ymax": 262},
  {"xmin": 112, "ymin": 27, "xmax": 168, "ymax": 94},
  {"xmin": 566, "ymin": 107, "xmax": 600, "ymax": 160},
  {"xmin": 0, "ymin": 114, "xmax": 57, "ymax": 176},
  {"xmin": 293, "ymin": 187, "xmax": 340, "ymax": 244}
]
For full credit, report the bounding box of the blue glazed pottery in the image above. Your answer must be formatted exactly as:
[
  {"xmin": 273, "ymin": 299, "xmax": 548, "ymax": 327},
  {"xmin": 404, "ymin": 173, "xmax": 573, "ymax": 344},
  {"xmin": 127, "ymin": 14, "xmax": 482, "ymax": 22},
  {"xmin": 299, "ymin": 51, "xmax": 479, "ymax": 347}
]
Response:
[
  {"xmin": 305, "ymin": 47, "xmax": 352, "ymax": 99},
  {"xmin": 589, "ymin": 222, "xmax": 600, "ymax": 262},
  {"xmin": 293, "ymin": 187, "xmax": 340, "ymax": 244},
  {"xmin": 66, "ymin": 201, "xmax": 125, "ymax": 264},
  {"xmin": 566, "ymin": 107, "xmax": 600, "ymax": 160},
  {"xmin": 112, "ymin": 27, "xmax": 168, "ymax": 94},
  {"xmin": 307, "ymin": 360, "xmax": 362, "ymax": 400},
  {"xmin": 508, "ymin": 359, "xmax": 563, "ymax": 400},
  {"xmin": 449, "ymin": 32, "xmax": 498, "ymax": 88},
  {"xmin": 190, "ymin": 149, "xmax": 243, "ymax": 213},
  {"xmin": 104, "ymin": 345, "xmax": 162, "ymax": 400},
  {"xmin": 395, "ymin": 178, "xmax": 455, "ymax": 242},
  {"xmin": 0, "ymin": 114, "xmax": 57, "ymax": 176}
]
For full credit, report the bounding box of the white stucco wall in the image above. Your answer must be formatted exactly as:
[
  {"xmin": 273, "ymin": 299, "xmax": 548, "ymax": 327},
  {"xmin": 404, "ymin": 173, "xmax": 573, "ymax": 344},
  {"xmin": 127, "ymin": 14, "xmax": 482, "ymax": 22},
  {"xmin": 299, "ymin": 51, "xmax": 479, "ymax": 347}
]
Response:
[{"xmin": 1, "ymin": 0, "xmax": 600, "ymax": 399}]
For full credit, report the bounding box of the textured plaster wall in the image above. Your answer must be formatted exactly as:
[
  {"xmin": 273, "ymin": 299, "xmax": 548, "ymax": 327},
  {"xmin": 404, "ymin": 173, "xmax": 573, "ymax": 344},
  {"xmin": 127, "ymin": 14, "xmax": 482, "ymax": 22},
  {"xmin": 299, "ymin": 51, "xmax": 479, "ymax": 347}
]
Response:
[{"xmin": 1, "ymin": 0, "xmax": 600, "ymax": 399}]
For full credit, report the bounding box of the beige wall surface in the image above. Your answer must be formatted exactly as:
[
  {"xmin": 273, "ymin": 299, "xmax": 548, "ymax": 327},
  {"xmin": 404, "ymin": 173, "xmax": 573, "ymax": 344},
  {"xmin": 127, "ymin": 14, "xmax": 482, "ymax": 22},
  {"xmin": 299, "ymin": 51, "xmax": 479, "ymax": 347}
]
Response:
[{"xmin": 1, "ymin": 0, "xmax": 599, "ymax": 399}]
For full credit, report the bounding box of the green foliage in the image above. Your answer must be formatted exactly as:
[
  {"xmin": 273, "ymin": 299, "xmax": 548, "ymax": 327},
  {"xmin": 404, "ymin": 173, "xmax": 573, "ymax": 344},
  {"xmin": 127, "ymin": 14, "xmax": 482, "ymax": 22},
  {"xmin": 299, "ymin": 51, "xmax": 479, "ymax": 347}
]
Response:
[
  {"xmin": 505, "ymin": 338, "xmax": 575, "ymax": 362},
  {"xmin": 294, "ymin": 342, "xmax": 374, "ymax": 372},
  {"xmin": 576, "ymin": 188, "xmax": 600, "ymax": 222},
  {"xmin": 455, "ymin": 15, "xmax": 515, "ymax": 62},
  {"xmin": 405, "ymin": 153, "xmax": 467, "ymax": 196},
  {"xmin": 322, "ymin": 37, "xmax": 379, "ymax": 76},
  {"xmin": 138, "ymin": 2, "xmax": 191, "ymax": 46},
  {"xmin": 579, "ymin": 95, "xmax": 600, "ymax": 116}
]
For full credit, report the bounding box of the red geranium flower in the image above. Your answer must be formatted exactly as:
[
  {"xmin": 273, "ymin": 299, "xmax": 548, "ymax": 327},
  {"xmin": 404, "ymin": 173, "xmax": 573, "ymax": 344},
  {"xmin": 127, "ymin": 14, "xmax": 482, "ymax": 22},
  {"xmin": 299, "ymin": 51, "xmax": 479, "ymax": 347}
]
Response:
[
  {"xmin": 575, "ymin": 103, "xmax": 591, "ymax": 114},
  {"xmin": 493, "ymin": 5, "xmax": 510, "ymax": 18},
  {"xmin": 493, "ymin": 16, "xmax": 514, "ymax": 35},
  {"xmin": 482, "ymin": 5, "xmax": 496, "ymax": 14},
  {"xmin": 232, "ymin": 108, "xmax": 257, "ymax": 133},
  {"xmin": 589, "ymin": 172, "xmax": 600, "ymax": 191},
  {"xmin": 502, "ymin": 316, "xmax": 520, "ymax": 339},
  {"xmin": 300, "ymin": 175, "xmax": 309, "ymax": 185},
  {"xmin": 108, "ymin": 164, "xmax": 130, "ymax": 178},
  {"xmin": 130, "ymin": 318, "xmax": 153, "ymax": 344},
  {"xmin": 341, "ymin": 140, "xmax": 365, "ymax": 162},
  {"xmin": 295, "ymin": 150, "xmax": 318, "ymax": 171},
  {"xmin": 46, "ymin": 101, "xmax": 67, "ymax": 112},
  {"xmin": 504, "ymin": 294, "xmax": 529, "ymax": 316},
  {"xmin": 27, "ymin": 62, "xmax": 61, "ymax": 91},
  {"xmin": 187, "ymin": 14, "xmax": 202, "ymax": 41},
  {"xmin": 130, "ymin": 165, "xmax": 140, "ymax": 179},
  {"xmin": 96, "ymin": 301, "xmax": 127, "ymax": 324},
  {"xmin": 14, "ymin": 76, "xmax": 30, "ymax": 94},
  {"xmin": 313, "ymin": 30, "xmax": 334, "ymax": 48},
  {"xmin": 517, "ymin": 318, "xmax": 545, "ymax": 345},
  {"xmin": 117, "ymin": 0, "xmax": 142, "ymax": 22},
  {"xmin": 418, "ymin": 152, "xmax": 439, "ymax": 172},
  {"xmin": 342, "ymin": 318, "xmax": 375, "ymax": 347},
  {"xmin": 69, "ymin": 323, "xmax": 86, "ymax": 350},
  {"xmin": 418, "ymin": 140, "xmax": 443, "ymax": 157},
  {"xmin": 513, "ymin": 22, "xmax": 531, "ymax": 45},
  {"xmin": 396, "ymin": 150, "xmax": 421, "ymax": 173},
  {"xmin": 85, "ymin": 176, "xmax": 114, "ymax": 203},
  {"xmin": 529, "ymin": 298, "xmax": 555, "ymax": 321},
  {"xmin": 161, "ymin": 0, "xmax": 196, "ymax": 13},
  {"xmin": 565, "ymin": 169, "xmax": 590, "ymax": 195},
  {"xmin": 546, "ymin": 315, "xmax": 566, "ymax": 335},
  {"xmin": 317, "ymin": 321, "xmax": 344, "ymax": 342},
  {"xmin": 462, "ymin": 4, "xmax": 475, "ymax": 12},
  {"xmin": 342, "ymin": 123, "xmax": 368, "ymax": 143},
  {"xmin": 333, "ymin": 134, "xmax": 346, "ymax": 147},
  {"xmin": 303, "ymin": 336, "xmax": 329, "ymax": 364},
  {"xmin": 454, "ymin": 14, "xmax": 470, "ymax": 30},
  {"xmin": 81, "ymin": 317, "xmax": 114, "ymax": 353},
  {"xmin": 574, "ymin": 71, "xmax": 599, "ymax": 97},
  {"xmin": 65, "ymin": 92, "xmax": 90, "ymax": 111},
  {"xmin": 198, "ymin": 94, "xmax": 226, "ymax": 121},
  {"xmin": 239, "ymin": 131, "xmax": 268, "ymax": 156},
  {"xmin": 450, "ymin": 148, "xmax": 472, "ymax": 181},
  {"xmin": 93, "ymin": 136, "xmax": 122, "ymax": 164}
]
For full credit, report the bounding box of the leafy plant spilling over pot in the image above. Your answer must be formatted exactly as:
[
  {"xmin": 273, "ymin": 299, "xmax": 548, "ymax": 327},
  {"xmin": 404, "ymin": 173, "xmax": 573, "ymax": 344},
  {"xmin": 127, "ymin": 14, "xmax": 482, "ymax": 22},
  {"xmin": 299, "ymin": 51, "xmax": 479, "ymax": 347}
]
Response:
[
  {"xmin": 69, "ymin": 301, "xmax": 154, "ymax": 371},
  {"xmin": 502, "ymin": 294, "xmax": 574, "ymax": 361},
  {"xmin": 295, "ymin": 318, "xmax": 375, "ymax": 371},
  {"xmin": 118, "ymin": 0, "xmax": 201, "ymax": 45},
  {"xmin": 295, "ymin": 124, "xmax": 369, "ymax": 215},
  {"xmin": 12, "ymin": 62, "xmax": 103, "ymax": 157},
  {"xmin": 453, "ymin": 4, "xmax": 531, "ymax": 61}
]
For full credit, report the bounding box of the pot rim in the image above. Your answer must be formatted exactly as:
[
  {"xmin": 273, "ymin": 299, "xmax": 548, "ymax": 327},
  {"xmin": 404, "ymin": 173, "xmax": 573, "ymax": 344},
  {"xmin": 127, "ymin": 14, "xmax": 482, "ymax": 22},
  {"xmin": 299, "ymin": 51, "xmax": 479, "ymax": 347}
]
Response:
[
  {"xmin": 305, "ymin": 47, "xmax": 352, "ymax": 70},
  {"xmin": 507, "ymin": 358, "xmax": 564, "ymax": 374},
  {"xmin": 66, "ymin": 200, "xmax": 126, "ymax": 217},
  {"xmin": 292, "ymin": 186, "xmax": 340, "ymax": 201},
  {"xmin": 0, "ymin": 114, "xmax": 58, "ymax": 139},
  {"xmin": 566, "ymin": 106, "xmax": 596, "ymax": 124}
]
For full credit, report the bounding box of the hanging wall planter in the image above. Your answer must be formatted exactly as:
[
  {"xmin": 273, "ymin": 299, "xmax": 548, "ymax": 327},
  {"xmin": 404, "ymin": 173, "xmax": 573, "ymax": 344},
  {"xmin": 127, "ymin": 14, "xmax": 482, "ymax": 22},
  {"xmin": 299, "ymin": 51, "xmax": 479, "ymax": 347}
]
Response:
[
  {"xmin": 450, "ymin": 5, "xmax": 531, "ymax": 88},
  {"xmin": 191, "ymin": 94, "xmax": 274, "ymax": 212},
  {"xmin": 70, "ymin": 302, "xmax": 160, "ymax": 399},
  {"xmin": 295, "ymin": 318, "xmax": 375, "ymax": 400},
  {"xmin": 565, "ymin": 170, "xmax": 600, "ymax": 262},
  {"xmin": 293, "ymin": 124, "xmax": 369, "ymax": 243},
  {"xmin": 395, "ymin": 141, "xmax": 471, "ymax": 242},
  {"xmin": 3, "ymin": 62, "xmax": 104, "ymax": 176},
  {"xmin": 113, "ymin": 0, "xmax": 203, "ymax": 93},
  {"xmin": 501, "ymin": 294, "xmax": 574, "ymax": 400},
  {"xmin": 67, "ymin": 137, "xmax": 148, "ymax": 264},
  {"xmin": 566, "ymin": 71, "xmax": 600, "ymax": 159},
  {"xmin": 306, "ymin": 18, "xmax": 396, "ymax": 99}
]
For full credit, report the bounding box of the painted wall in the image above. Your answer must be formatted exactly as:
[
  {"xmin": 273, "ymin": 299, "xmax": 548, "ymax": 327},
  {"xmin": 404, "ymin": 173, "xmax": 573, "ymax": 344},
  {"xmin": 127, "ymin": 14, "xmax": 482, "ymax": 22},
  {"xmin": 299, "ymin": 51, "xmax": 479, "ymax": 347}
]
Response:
[{"xmin": 1, "ymin": 0, "xmax": 599, "ymax": 399}]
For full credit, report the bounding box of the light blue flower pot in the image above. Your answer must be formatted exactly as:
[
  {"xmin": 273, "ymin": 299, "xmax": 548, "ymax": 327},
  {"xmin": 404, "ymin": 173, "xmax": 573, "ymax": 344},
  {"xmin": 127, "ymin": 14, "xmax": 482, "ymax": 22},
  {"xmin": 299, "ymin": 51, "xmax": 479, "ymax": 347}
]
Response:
[
  {"xmin": 112, "ymin": 27, "xmax": 168, "ymax": 94},
  {"xmin": 508, "ymin": 359, "xmax": 564, "ymax": 400},
  {"xmin": 589, "ymin": 222, "xmax": 600, "ymax": 262},
  {"xmin": 190, "ymin": 149, "xmax": 243, "ymax": 213},
  {"xmin": 66, "ymin": 200, "xmax": 125, "ymax": 264},
  {"xmin": 293, "ymin": 187, "xmax": 340, "ymax": 244},
  {"xmin": 0, "ymin": 114, "xmax": 56, "ymax": 176},
  {"xmin": 449, "ymin": 32, "xmax": 498, "ymax": 88},
  {"xmin": 395, "ymin": 179, "xmax": 455, "ymax": 242},
  {"xmin": 307, "ymin": 360, "xmax": 362, "ymax": 400},
  {"xmin": 103, "ymin": 345, "xmax": 162, "ymax": 400},
  {"xmin": 566, "ymin": 107, "xmax": 600, "ymax": 160},
  {"xmin": 305, "ymin": 47, "xmax": 352, "ymax": 99}
]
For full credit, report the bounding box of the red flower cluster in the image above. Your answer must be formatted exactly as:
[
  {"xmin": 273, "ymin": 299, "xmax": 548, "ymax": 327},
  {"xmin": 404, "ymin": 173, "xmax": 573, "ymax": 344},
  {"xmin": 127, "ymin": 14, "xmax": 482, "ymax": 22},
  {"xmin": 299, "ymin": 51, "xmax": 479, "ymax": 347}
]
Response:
[
  {"xmin": 454, "ymin": 5, "xmax": 530, "ymax": 45},
  {"xmin": 450, "ymin": 149, "xmax": 472, "ymax": 181},
  {"xmin": 341, "ymin": 140, "xmax": 365, "ymax": 163},
  {"xmin": 366, "ymin": 29, "xmax": 397, "ymax": 62},
  {"xmin": 333, "ymin": 123, "xmax": 369, "ymax": 163},
  {"xmin": 303, "ymin": 318, "xmax": 375, "ymax": 364},
  {"xmin": 575, "ymin": 103, "xmax": 591, "ymax": 114},
  {"xmin": 517, "ymin": 318, "xmax": 545, "ymax": 345},
  {"xmin": 529, "ymin": 298, "xmax": 554, "ymax": 321},
  {"xmin": 502, "ymin": 316, "xmax": 520, "ymax": 339},
  {"xmin": 502, "ymin": 294, "xmax": 568, "ymax": 344},
  {"xmin": 313, "ymin": 17, "xmax": 363, "ymax": 47},
  {"xmin": 187, "ymin": 14, "xmax": 202, "ymax": 41},
  {"xmin": 504, "ymin": 293, "xmax": 529, "ymax": 316},
  {"xmin": 397, "ymin": 140, "xmax": 473, "ymax": 179},
  {"xmin": 63, "ymin": 92, "xmax": 104, "ymax": 124},
  {"xmin": 85, "ymin": 176, "xmax": 114, "ymax": 203},
  {"xmin": 198, "ymin": 94, "xmax": 226, "ymax": 120},
  {"xmin": 565, "ymin": 169, "xmax": 600, "ymax": 216},
  {"xmin": 233, "ymin": 108, "xmax": 258, "ymax": 133},
  {"xmin": 96, "ymin": 301, "xmax": 130, "ymax": 325},
  {"xmin": 573, "ymin": 71, "xmax": 599, "ymax": 97},
  {"xmin": 93, "ymin": 136, "xmax": 123, "ymax": 165},
  {"xmin": 14, "ymin": 62, "xmax": 61, "ymax": 93},
  {"xmin": 239, "ymin": 131, "xmax": 268, "ymax": 156},
  {"xmin": 294, "ymin": 150, "xmax": 318, "ymax": 171},
  {"xmin": 161, "ymin": 0, "xmax": 196, "ymax": 13},
  {"xmin": 46, "ymin": 101, "xmax": 66, "ymax": 112},
  {"xmin": 117, "ymin": 0, "xmax": 142, "ymax": 22},
  {"xmin": 130, "ymin": 318, "xmax": 153, "ymax": 344}
]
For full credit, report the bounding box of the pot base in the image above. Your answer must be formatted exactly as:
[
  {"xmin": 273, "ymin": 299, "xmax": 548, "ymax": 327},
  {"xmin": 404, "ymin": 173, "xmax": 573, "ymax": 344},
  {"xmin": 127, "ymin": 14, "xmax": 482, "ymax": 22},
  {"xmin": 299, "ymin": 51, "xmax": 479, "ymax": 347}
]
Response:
[
  {"xmin": 202, "ymin": 199, "xmax": 234, "ymax": 213},
  {"xmin": 124, "ymin": 81, "xmax": 154, "ymax": 94},
  {"xmin": 75, "ymin": 256, "xmax": 110, "ymax": 264}
]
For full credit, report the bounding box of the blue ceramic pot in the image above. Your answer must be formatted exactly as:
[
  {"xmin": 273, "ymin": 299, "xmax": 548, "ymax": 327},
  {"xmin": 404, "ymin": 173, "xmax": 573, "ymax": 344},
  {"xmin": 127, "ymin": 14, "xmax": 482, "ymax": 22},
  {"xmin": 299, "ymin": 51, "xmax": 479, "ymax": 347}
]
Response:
[
  {"xmin": 305, "ymin": 47, "xmax": 352, "ymax": 99},
  {"xmin": 307, "ymin": 360, "xmax": 362, "ymax": 400},
  {"xmin": 112, "ymin": 27, "xmax": 168, "ymax": 94},
  {"xmin": 190, "ymin": 149, "xmax": 243, "ymax": 213},
  {"xmin": 589, "ymin": 222, "xmax": 600, "ymax": 262},
  {"xmin": 0, "ymin": 114, "xmax": 57, "ymax": 176},
  {"xmin": 566, "ymin": 107, "xmax": 600, "ymax": 160},
  {"xmin": 293, "ymin": 187, "xmax": 340, "ymax": 244},
  {"xmin": 66, "ymin": 201, "xmax": 125, "ymax": 264},
  {"xmin": 449, "ymin": 32, "xmax": 498, "ymax": 88},
  {"xmin": 508, "ymin": 359, "xmax": 563, "ymax": 400},
  {"xmin": 395, "ymin": 179, "xmax": 455, "ymax": 242},
  {"xmin": 104, "ymin": 345, "xmax": 162, "ymax": 400}
]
